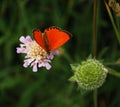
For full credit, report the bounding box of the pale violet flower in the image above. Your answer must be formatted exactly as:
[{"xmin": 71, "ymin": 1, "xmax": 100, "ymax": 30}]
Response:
[{"xmin": 16, "ymin": 35, "xmax": 59, "ymax": 72}]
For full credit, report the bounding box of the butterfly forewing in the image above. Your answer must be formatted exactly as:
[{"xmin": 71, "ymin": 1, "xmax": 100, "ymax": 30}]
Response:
[
  {"xmin": 33, "ymin": 29, "xmax": 46, "ymax": 51},
  {"xmin": 45, "ymin": 26, "xmax": 71, "ymax": 51}
]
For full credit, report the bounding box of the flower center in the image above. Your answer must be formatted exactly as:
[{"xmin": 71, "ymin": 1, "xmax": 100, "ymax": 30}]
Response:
[{"xmin": 26, "ymin": 41, "xmax": 47, "ymax": 60}]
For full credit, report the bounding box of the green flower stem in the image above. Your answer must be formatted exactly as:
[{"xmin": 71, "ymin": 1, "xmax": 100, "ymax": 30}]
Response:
[
  {"xmin": 93, "ymin": 89, "xmax": 98, "ymax": 107},
  {"xmin": 93, "ymin": 0, "xmax": 98, "ymax": 106},
  {"xmin": 104, "ymin": 0, "xmax": 120, "ymax": 44},
  {"xmin": 93, "ymin": 0, "xmax": 97, "ymax": 57},
  {"xmin": 108, "ymin": 68, "xmax": 120, "ymax": 78}
]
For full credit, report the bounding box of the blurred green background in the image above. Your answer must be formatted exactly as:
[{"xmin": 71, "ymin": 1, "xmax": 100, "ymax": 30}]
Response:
[{"xmin": 0, "ymin": 0, "xmax": 120, "ymax": 107}]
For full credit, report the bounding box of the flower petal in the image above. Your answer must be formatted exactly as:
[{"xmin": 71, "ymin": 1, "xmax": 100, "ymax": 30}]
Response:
[
  {"xmin": 19, "ymin": 36, "xmax": 27, "ymax": 43},
  {"xmin": 16, "ymin": 47, "xmax": 25, "ymax": 53},
  {"xmin": 26, "ymin": 35, "xmax": 32, "ymax": 42},
  {"xmin": 23, "ymin": 61, "xmax": 29, "ymax": 68},
  {"xmin": 52, "ymin": 49, "xmax": 60, "ymax": 55},
  {"xmin": 47, "ymin": 53, "xmax": 54, "ymax": 59},
  {"xmin": 32, "ymin": 63, "xmax": 38, "ymax": 72},
  {"xmin": 38, "ymin": 61, "xmax": 44, "ymax": 67},
  {"xmin": 45, "ymin": 62, "xmax": 51, "ymax": 70},
  {"xmin": 23, "ymin": 58, "xmax": 34, "ymax": 67}
]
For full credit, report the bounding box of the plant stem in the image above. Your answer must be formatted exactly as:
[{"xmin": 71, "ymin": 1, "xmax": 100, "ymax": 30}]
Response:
[
  {"xmin": 93, "ymin": 0, "xmax": 98, "ymax": 107},
  {"xmin": 108, "ymin": 67, "xmax": 120, "ymax": 78},
  {"xmin": 93, "ymin": 0, "xmax": 97, "ymax": 57},
  {"xmin": 104, "ymin": 0, "xmax": 120, "ymax": 44},
  {"xmin": 93, "ymin": 89, "xmax": 98, "ymax": 107}
]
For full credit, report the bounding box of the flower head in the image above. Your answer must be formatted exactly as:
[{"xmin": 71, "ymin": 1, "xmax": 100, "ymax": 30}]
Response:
[
  {"xmin": 69, "ymin": 58, "xmax": 108, "ymax": 90},
  {"xmin": 109, "ymin": 0, "xmax": 120, "ymax": 17},
  {"xmin": 16, "ymin": 36, "xmax": 59, "ymax": 72}
]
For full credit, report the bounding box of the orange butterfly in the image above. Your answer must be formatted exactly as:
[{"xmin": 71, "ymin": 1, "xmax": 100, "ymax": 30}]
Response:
[{"xmin": 33, "ymin": 26, "xmax": 72, "ymax": 53}]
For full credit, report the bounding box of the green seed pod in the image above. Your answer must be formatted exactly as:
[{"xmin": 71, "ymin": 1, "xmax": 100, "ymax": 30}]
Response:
[{"xmin": 70, "ymin": 58, "xmax": 108, "ymax": 90}]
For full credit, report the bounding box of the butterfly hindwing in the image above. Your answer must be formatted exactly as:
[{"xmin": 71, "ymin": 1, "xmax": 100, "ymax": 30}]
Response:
[{"xmin": 44, "ymin": 26, "xmax": 71, "ymax": 51}]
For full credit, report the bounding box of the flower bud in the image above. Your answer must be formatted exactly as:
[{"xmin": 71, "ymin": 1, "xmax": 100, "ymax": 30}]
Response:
[{"xmin": 69, "ymin": 58, "xmax": 108, "ymax": 90}]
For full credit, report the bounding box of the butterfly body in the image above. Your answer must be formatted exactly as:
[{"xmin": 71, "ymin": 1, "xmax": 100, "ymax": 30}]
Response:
[
  {"xmin": 42, "ymin": 32, "xmax": 51, "ymax": 52},
  {"xmin": 33, "ymin": 26, "xmax": 71, "ymax": 53}
]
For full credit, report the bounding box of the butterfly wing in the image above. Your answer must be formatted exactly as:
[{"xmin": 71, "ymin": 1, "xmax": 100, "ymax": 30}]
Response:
[
  {"xmin": 44, "ymin": 26, "xmax": 71, "ymax": 51},
  {"xmin": 33, "ymin": 29, "xmax": 46, "ymax": 51}
]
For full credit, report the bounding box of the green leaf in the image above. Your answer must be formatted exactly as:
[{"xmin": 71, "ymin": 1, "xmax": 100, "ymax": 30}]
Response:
[
  {"xmin": 70, "ymin": 64, "xmax": 80, "ymax": 72},
  {"xmin": 69, "ymin": 76, "xmax": 76, "ymax": 82}
]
